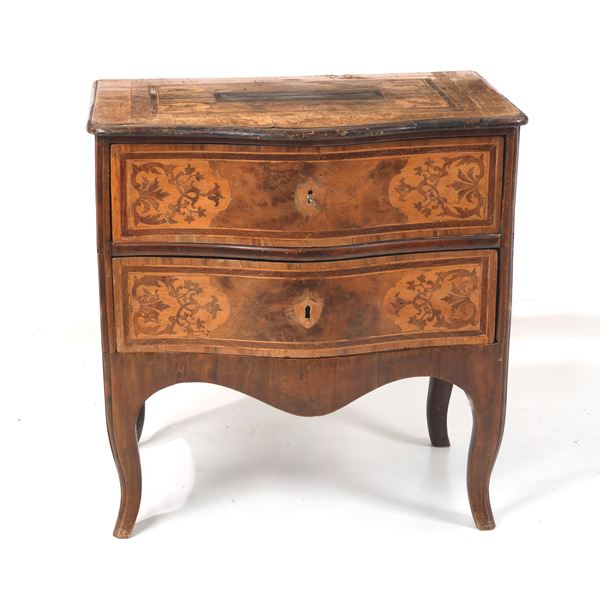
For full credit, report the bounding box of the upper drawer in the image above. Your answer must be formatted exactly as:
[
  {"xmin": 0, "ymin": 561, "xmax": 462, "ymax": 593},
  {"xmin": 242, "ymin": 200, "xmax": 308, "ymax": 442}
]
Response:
[{"xmin": 111, "ymin": 136, "xmax": 504, "ymax": 247}]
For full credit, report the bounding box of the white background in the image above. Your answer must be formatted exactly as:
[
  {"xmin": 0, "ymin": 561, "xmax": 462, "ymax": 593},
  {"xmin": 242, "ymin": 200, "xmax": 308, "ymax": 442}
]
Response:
[{"xmin": 2, "ymin": 1, "xmax": 599, "ymax": 609}]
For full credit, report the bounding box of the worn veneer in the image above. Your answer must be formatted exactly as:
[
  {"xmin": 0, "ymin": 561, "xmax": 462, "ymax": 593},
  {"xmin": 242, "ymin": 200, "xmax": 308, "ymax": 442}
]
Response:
[
  {"xmin": 111, "ymin": 136, "xmax": 503, "ymax": 246},
  {"xmin": 89, "ymin": 71, "xmax": 526, "ymax": 136},
  {"xmin": 113, "ymin": 251, "xmax": 497, "ymax": 356},
  {"xmin": 89, "ymin": 71, "xmax": 526, "ymax": 537}
]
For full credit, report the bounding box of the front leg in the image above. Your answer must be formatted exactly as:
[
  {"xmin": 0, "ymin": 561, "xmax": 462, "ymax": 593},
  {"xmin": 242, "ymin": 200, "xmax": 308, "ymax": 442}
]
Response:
[
  {"xmin": 466, "ymin": 377, "xmax": 506, "ymax": 530},
  {"xmin": 105, "ymin": 365, "xmax": 146, "ymax": 539}
]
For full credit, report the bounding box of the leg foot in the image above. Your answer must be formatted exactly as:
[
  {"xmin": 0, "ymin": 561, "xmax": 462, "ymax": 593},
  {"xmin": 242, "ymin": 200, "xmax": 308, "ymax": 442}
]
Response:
[
  {"xmin": 466, "ymin": 381, "xmax": 506, "ymax": 531},
  {"xmin": 114, "ymin": 527, "xmax": 135, "ymax": 539},
  {"xmin": 426, "ymin": 378, "xmax": 453, "ymax": 447}
]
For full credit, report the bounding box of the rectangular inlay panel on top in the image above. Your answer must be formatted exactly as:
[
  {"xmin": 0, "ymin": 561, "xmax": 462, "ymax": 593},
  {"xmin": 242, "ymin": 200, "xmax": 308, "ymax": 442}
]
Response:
[
  {"xmin": 89, "ymin": 73, "xmax": 527, "ymax": 134},
  {"xmin": 153, "ymin": 77, "xmax": 447, "ymax": 112},
  {"xmin": 113, "ymin": 250, "xmax": 497, "ymax": 357},
  {"xmin": 111, "ymin": 136, "xmax": 503, "ymax": 247}
]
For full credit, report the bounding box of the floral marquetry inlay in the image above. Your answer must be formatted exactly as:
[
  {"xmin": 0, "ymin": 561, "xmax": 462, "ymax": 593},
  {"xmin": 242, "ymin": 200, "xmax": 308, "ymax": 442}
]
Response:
[
  {"xmin": 112, "ymin": 138, "xmax": 501, "ymax": 246},
  {"xmin": 383, "ymin": 266, "xmax": 482, "ymax": 333},
  {"xmin": 114, "ymin": 252, "xmax": 495, "ymax": 355},
  {"xmin": 388, "ymin": 153, "xmax": 489, "ymax": 221},
  {"xmin": 127, "ymin": 161, "xmax": 231, "ymax": 227},
  {"xmin": 129, "ymin": 274, "xmax": 230, "ymax": 339}
]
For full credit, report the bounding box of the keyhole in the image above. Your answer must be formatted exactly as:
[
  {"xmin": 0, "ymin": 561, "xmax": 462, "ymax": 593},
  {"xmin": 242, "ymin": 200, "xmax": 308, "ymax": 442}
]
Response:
[{"xmin": 305, "ymin": 305, "xmax": 311, "ymax": 320}]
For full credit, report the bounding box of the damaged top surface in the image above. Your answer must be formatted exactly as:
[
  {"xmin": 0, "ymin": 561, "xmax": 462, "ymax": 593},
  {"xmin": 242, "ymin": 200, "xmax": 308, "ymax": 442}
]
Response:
[{"xmin": 88, "ymin": 72, "xmax": 527, "ymax": 139}]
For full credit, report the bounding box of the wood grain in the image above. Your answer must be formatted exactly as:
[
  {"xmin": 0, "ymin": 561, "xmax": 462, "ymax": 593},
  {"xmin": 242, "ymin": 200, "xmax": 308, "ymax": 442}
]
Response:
[
  {"xmin": 106, "ymin": 342, "xmax": 507, "ymax": 536},
  {"xmin": 111, "ymin": 136, "xmax": 503, "ymax": 247},
  {"xmin": 88, "ymin": 72, "xmax": 527, "ymax": 138},
  {"xmin": 426, "ymin": 378, "xmax": 453, "ymax": 447},
  {"xmin": 112, "ymin": 251, "xmax": 497, "ymax": 357},
  {"xmin": 91, "ymin": 72, "xmax": 526, "ymax": 537},
  {"xmin": 110, "ymin": 233, "xmax": 502, "ymax": 261}
]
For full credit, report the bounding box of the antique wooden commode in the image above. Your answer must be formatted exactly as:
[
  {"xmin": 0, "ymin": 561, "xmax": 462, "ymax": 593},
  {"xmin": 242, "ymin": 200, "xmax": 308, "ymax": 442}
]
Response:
[{"xmin": 88, "ymin": 72, "xmax": 526, "ymax": 537}]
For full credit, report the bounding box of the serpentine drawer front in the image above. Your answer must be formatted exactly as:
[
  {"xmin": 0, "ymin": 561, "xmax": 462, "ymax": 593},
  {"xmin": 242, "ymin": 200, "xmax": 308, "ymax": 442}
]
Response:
[
  {"xmin": 111, "ymin": 137, "xmax": 503, "ymax": 246},
  {"xmin": 89, "ymin": 72, "xmax": 527, "ymax": 538},
  {"xmin": 113, "ymin": 251, "xmax": 497, "ymax": 356}
]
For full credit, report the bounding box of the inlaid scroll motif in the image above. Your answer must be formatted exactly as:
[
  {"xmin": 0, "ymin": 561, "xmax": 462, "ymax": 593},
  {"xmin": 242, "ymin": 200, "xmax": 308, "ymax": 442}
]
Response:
[
  {"xmin": 383, "ymin": 267, "xmax": 480, "ymax": 332},
  {"xmin": 130, "ymin": 275, "xmax": 230, "ymax": 338},
  {"xmin": 128, "ymin": 161, "xmax": 231, "ymax": 226},
  {"xmin": 388, "ymin": 154, "xmax": 488, "ymax": 220}
]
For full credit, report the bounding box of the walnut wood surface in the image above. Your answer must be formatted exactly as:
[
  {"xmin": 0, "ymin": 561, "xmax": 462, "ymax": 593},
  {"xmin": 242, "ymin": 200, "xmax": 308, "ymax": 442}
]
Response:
[
  {"xmin": 106, "ymin": 344, "xmax": 507, "ymax": 537},
  {"xmin": 426, "ymin": 378, "xmax": 454, "ymax": 447},
  {"xmin": 111, "ymin": 136, "xmax": 503, "ymax": 247},
  {"xmin": 113, "ymin": 251, "xmax": 497, "ymax": 356},
  {"xmin": 110, "ymin": 233, "xmax": 502, "ymax": 261},
  {"xmin": 92, "ymin": 74, "xmax": 524, "ymax": 537},
  {"xmin": 88, "ymin": 72, "xmax": 527, "ymax": 138}
]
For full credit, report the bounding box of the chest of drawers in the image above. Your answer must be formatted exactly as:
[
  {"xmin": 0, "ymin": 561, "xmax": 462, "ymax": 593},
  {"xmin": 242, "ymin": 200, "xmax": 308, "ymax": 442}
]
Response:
[{"xmin": 88, "ymin": 72, "xmax": 526, "ymax": 537}]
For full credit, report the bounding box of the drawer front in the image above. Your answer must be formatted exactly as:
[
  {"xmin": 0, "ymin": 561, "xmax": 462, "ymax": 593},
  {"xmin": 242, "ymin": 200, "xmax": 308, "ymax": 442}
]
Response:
[
  {"xmin": 113, "ymin": 250, "xmax": 497, "ymax": 357},
  {"xmin": 111, "ymin": 137, "xmax": 503, "ymax": 247}
]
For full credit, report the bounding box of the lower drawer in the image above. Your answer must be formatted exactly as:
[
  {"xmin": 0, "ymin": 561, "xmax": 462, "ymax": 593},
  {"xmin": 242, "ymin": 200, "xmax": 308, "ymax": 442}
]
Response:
[{"xmin": 113, "ymin": 250, "xmax": 497, "ymax": 357}]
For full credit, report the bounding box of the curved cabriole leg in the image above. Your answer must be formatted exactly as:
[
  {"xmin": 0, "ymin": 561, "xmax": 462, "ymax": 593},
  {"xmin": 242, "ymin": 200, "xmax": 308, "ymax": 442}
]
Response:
[
  {"xmin": 426, "ymin": 377, "xmax": 453, "ymax": 447},
  {"xmin": 465, "ymin": 372, "xmax": 507, "ymax": 531},
  {"xmin": 100, "ymin": 347, "xmax": 508, "ymax": 535},
  {"xmin": 136, "ymin": 403, "xmax": 146, "ymax": 442},
  {"xmin": 106, "ymin": 363, "xmax": 146, "ymax": 539}
]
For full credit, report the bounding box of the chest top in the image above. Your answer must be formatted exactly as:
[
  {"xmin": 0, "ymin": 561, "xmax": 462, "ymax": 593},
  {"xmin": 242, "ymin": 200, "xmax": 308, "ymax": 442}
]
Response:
[{"xmin": 87, "ymin": 71, "xmax": 526, "ymax": 140}]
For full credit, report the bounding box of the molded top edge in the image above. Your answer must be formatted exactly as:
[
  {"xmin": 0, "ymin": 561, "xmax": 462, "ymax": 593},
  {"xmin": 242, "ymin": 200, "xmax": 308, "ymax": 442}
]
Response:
[{"xmin": 88, "ymin": 71, "xmax": 527, "ymax": 139}]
